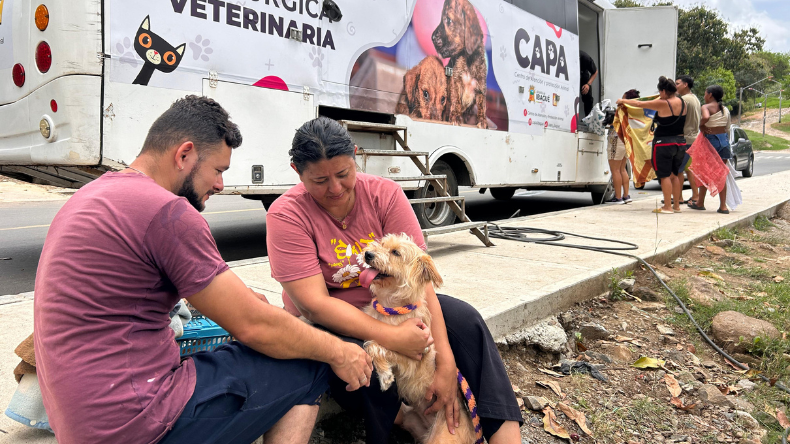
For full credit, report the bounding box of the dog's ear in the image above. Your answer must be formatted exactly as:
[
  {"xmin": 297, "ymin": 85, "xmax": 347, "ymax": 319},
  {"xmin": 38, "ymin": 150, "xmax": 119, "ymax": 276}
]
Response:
[
  {"xmin": 463, "ymin": 4, "xmax": 483, "ymax": 56},
  {"xmin": 404, "ymin": 67, "xmax": 421, "ymax": 114},
  {"xmin": 417, "ymin": 254, "xmax": 443, "ymax": 288}
]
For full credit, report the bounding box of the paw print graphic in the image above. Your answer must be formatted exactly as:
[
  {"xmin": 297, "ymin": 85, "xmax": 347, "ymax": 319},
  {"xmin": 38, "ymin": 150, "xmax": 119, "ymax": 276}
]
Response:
[
  {"xmin": 310, "ymin": 47, "xmax": 324, "ymax": 68},
  {"xmin": 500, "ymin": 45, "xmax": 507, "ymax": 61},
  {"xmin": 115, "ymin": 37, "xmax": 139, "ymax": 67},
  {"xmin": 559, "ymin": 56, "xmax": 565, "ymax": 68},
  {"xmin": 540, "ymin": 102, "xmax": 547, "ymax": 113},
  {"xmin": 564, "ymin": 105, "xmax": 570, "ymax": 117},
  {"xmin": 547, "ymin": 45, "xmax": 555, "ymax": 60},
  {"xmin": 534, "ymin": 47, "xmax": 541, "ymax": 58},
  {"xmin": 189, "ymin": 35, "xmax": 213, "ymax": 62}
]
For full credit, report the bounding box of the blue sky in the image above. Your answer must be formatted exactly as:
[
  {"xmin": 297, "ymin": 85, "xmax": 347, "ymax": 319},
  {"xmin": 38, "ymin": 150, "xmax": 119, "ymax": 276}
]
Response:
[{"xmin": 672, "ymin": 0, "xmax": 790, "ymax": 53}]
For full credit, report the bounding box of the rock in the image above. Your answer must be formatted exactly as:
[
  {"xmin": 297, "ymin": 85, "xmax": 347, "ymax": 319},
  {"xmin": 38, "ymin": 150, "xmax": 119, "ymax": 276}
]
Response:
[
  {"xmin": 558, "ymin": 311, "xmax": 577, "ymax": 331},
  {"xmin": 733, "ymin": 410, "xmax": 761, "ymax": 432},
  {"xmin": 730, "ymin": 397, "xmax": 755, "ymax": 412},
  {"xmin": 609, "ymin": 345, "xmax": 633, "ymax": 362},
  {"xmin": 677, "ymin": 371, "xmax": 696, "ymax": 384},
  {"xmin": 656, "ymin": 325, "xmax": 675, "ymax": 335},
  {"xmin": 635, "ymin": 302, "xmax": 665, "ymax": 312},
  {"xmin": 687, "ymin": 276, "xmax": 724, "ymax": 307},
  {"xmin": 583, "ymin": 351, "xmax": 613, "ymax": 364},
  {"xmin": 699, "ymin": 384, "xmax": 733, "ymax": 407},
  {"xmin": 736, "ymin": 380, "xmax": 757, "ymax": 391},
  {"xmin": 713, "ymin": 239, "xmax": 735, "ymax": 248},
  {"xmin": 701, "ymin": 360, "xmax": 718, "ymax": 369},
  {"xmin": 505, "ymin": 316, "xmax": 568, "ymax": 353},
  {"xmin": 633, "ymin": 286, "xmax": 662, "ymax": 301},
  {"xmin": 706, "ymin": 245, "xmax": 727, "ymax": 256},
  {"xmin": 523, "ymin": 396, "xmax": 549, "ymax": 411},
  {"xmin": 710, "ymin": 311, "xmax": 781, "ymax": 354},
  {"xmin": 731, "ymin": 353, "xmax": 762, "ymax": 367},
  {"xmin": 578, "ymin": 323, "xmax": 612, "ymax": 341},
  {"xmin": 654, "ymin": 269, "xmax": 671, "ymax": 282},
  {"xmin": 618, "ymin": 278, "xmax": 636, "ymax": 292}
]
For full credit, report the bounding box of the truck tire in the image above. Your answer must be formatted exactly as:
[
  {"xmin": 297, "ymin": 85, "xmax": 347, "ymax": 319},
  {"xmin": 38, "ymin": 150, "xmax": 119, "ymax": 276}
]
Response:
[
  {"xmin": 413, "ymin": 160, "xmax": 458, "ymax": 229},
  {"xmin": 490, "ymin": 187, "xmax": 517, "ymax": 201},
  {"xmin": 590, "ymin": 186, "xmax": 614, "ymax": 205}
]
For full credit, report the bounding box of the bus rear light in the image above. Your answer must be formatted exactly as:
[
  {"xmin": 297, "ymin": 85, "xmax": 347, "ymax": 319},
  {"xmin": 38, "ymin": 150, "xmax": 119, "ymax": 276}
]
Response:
[
  {"xmin": 50, "ymin": 99, "xmax": 58, "ymax": 113},
  {"xmin": 35, "ymin": 5, "xmax": 49, "ymax": 31},
  {"xmin": 35, "ymin": 41, "xmax": 52, "ymax": 73},
  {"xmin": 12, "ymin": 64, "xmax": 25, "ymax": 87}
]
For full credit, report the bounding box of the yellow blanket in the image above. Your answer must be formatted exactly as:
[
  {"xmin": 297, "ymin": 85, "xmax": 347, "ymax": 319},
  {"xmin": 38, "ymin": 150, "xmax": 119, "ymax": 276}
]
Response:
[{"xmin": 612, "ymin": 95, "xmax": 658, "ymax": 185}]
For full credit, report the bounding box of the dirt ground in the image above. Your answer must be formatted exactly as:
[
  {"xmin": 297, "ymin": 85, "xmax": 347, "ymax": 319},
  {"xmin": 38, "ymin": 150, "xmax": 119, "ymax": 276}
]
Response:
[
  {"xmin": 311, "ymin": 207, "xmax": 790, "ymax": 444},
  {"xmin": 740, "ymin": 108, "xmax": 790, "ymax": 143}
]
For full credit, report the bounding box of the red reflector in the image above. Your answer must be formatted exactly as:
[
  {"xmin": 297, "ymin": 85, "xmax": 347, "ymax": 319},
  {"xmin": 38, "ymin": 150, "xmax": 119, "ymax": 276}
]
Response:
[
  {"xmin": 12, "ymin": 64, "xmax": 26, "ymax": 87},
  {"xmin": 36, "ymin": 41, "xmax": 52, "ymax": 73},
  {"xmin": 50, "ymin": 99, "xmax": 58, "ymax": 113}
]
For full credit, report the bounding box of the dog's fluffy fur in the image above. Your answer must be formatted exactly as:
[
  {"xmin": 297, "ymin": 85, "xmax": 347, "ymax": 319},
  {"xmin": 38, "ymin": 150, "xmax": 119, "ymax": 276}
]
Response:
[
  {"xmin": 362, "ymin": 234, "xmax": 476, "ymax": 444},
  {"xmin": 396, "ymin": 56, "xmax": 448, "ymax": 121},
  {"xmin": 432, "ymin": 0, "xmax": 487, "ymax": 128}
]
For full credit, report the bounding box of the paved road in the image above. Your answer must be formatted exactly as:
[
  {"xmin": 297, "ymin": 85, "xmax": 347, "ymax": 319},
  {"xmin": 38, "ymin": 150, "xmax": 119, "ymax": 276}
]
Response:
[{"xmin": 2, "ymin": 150, "xmax": 789, "ymax": 295}]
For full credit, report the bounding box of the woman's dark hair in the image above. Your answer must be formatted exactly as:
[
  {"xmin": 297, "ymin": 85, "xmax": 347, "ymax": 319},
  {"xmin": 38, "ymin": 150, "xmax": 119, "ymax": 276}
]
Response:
[
  {"xmin": 290, "ymin": 117, "xmax": 356, "ymax": 173},
  {"xmin": 657, "ymin": 76, "xmax": 677, "ymax": 94},
  {"xmin": 141, "ymin": 95, "xmax": 242, "ymax": 158},
  {"xmin": 624, "ymin": 89, "xmax": 640, "ymax": 99},
  {"xmin": 706, "ymin": 85, "xmax": 726, "ymax": 112}
]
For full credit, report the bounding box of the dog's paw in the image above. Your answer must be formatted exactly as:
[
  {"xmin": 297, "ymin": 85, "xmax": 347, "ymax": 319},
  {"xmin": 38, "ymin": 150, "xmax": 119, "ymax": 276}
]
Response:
[{"xmin": 378, "ymin": 370, "xmax": 395, "ymax": 391}]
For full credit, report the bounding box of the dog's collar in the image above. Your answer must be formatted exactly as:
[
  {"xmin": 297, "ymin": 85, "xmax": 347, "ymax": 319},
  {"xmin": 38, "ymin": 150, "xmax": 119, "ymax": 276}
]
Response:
[{"xmin": 371, "ymin": 299, "xmax": 420, "ymax": 316}]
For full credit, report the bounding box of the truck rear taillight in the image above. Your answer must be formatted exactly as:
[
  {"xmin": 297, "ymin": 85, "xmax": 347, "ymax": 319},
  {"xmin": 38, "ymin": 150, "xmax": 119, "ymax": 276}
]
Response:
[
  {"xmin": 35, "ymin": 5, "xmax": 49, "ymax": 31},
  {"xmin": 50, "ymin": 100, "xmax": 58, "ymax": 112},
  {"xmin": 12, "ymin": 64, "xmax": 25, "ymax": 87},
  {"xmin": 35, "ymin": 41, "xmax": 52, "ymax": 73}
]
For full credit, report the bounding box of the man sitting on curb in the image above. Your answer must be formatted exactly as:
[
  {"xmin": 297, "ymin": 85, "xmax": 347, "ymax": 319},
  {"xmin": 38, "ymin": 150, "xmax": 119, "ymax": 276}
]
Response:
[{"xmin": 33, "ymin": 95, "xmax": 373, "ymax": 444}]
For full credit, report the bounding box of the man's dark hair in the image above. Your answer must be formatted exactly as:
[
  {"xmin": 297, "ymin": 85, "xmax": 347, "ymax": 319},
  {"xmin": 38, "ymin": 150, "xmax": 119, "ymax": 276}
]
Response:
[
  {"xmin": 290, "ymin": 117, "xmax": 355, "ymax": 174},
  {"xmin": 141, "ymin": 95, "xmax": 242, "ymax": 158},
  {"xmin": 677, "ymin": 75, "xmax": 694, "ymax": 90}
]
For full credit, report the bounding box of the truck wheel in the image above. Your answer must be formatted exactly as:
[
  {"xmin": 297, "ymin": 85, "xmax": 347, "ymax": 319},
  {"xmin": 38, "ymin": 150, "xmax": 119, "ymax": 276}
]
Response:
[
  {"xmin": 490, "ymin": 187, "xmax": 517, "ymax": 201},
  {"xmin": 413, "ymin": 160, "xmax": 458, "ymax": 229},
  {"xmin": 590, "ymin": 186, "xmax": 614, "ymax": 205},
  {"xmin": 741, "ymin": 155, "xmax": 754, "ymax": 177}
]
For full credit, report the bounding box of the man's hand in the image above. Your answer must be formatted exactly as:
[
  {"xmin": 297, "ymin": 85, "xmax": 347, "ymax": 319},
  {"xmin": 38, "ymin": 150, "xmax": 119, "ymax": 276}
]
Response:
[
  {"xmin": 330, "ymin": 341, "xmax": 373, "ymax": 391},
  {"xmin": 249, "ymin": 288, "xmax": 269, "ymax": 304},
  {"xmin": 581, "ymin": 84, "xmax": 590, "ymax": 95},
  {"xmin": 388, "ymin": 318, "xmax": 434, "ymax": 360},
  {"xmin": 424, "ymin": 364, "xmax": 460, "ymax": 435}
]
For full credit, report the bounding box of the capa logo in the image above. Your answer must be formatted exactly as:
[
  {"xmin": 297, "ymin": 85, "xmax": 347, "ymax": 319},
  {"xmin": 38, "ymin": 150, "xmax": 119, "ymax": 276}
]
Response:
[{"xmin": 514, "ymin": 29, "xmax": 569, "ymax": 81}]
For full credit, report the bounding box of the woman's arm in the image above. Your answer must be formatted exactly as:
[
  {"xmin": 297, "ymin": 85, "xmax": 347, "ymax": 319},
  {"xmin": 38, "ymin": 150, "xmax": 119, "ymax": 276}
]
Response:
[
  {"xmin": 616, "ymin": 98, "xmax": 667, "ymax": 112},
  {"xmin": 423, "ymin": 283, "xmax": 461, "ymax": 433},
  {"xmin": 700, "ymin": 104, "xmax": 711, "ymax": 133},
  {"xmin": 282, "ymin": 274, "xmax": 433, "ymax": 360}
]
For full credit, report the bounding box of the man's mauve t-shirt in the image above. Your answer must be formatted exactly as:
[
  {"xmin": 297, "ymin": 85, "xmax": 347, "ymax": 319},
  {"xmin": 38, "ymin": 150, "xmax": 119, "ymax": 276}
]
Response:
[
  {"xmin": 266, "ymin": 173, "xmax": 425, "ymax": 315},
  {"xmin": 33, "ymin": 172, "xmax": 228, "ymax": 444}
]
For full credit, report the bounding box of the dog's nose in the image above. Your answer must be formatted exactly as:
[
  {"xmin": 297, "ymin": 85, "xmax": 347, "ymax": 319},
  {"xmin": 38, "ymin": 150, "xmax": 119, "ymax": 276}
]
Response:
[{"xmin": 364, "ymin": 251, "xmax": 374, "ymax": 262}]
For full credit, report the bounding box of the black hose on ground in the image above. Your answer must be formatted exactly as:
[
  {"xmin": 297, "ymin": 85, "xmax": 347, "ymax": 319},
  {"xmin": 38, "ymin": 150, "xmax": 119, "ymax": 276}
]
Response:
[{"xmin": 484, "ymin": 223, "xmax": 790, "ymax": 401}]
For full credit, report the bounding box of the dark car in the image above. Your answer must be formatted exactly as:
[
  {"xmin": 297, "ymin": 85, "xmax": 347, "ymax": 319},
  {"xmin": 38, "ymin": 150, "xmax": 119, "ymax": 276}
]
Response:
[{"xmin": 729, "ymin": 126, "xmax": 754, "ymax": 177}]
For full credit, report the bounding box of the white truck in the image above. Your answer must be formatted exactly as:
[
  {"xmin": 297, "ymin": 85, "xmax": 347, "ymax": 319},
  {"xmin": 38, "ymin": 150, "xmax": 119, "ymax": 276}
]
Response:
[{"xmin": 0, "ymin": 0, "xmax": 677, "ymax": 228}]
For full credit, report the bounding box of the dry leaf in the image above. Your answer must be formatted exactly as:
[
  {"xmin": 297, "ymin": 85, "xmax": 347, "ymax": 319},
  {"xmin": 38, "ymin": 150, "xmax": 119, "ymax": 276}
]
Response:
[
  {"xmin": 538, "ymin": 368, "xmax": 565, "ymax": 378},
  {"xmin": 517, "ymin": 397, "xmax": 525, "ymax": 410},
  {"xmin": 542, "ymin": 407, "xmax": 570, "ymax": 440},
  {"xmin": 698, "ymin": 271, "xmax": 724, "ymax": 281},
  {"xmin": 733, "ymin": 295, "xmax": 755, "ymax": 301},
  {"xmin": 670, "ymin": 397, "xmax": 697, "ymax": 411},
  {"xmin": 676, "ymin": 344, "xmax": 684, "ymax": 351},
  {"xmin": 724, "ymin": 358, "xmax": 746, "ymax": 370},
  {"xmin": 717, "ymin": 385, "xmax": 730, "ymax": 395},
  {"xmin": 664, "ymin": 374, "xmax": 682, "ymax": 397},
  {"xmin": 557, "ymin": 402, "xmax": 594, "ymax": 436},
  {"xmin": 774, "ymin": 276, "xmax": 785, "ymax": 283},
  {"xmin": 687, "ymin": 344, "xmax": 696, "ymax": 354},
  {"xmin": 576, "ymin": 342, "xmax": 588, "ymax": 352},
  {"xmin": 777, "ymin": 410, "xmax": 790, "ymax": 429},
  {"xmin": 537, "ymin": 380, "xmax": 565, "ymax": 399},
  {"xmin": 632, "ymin": 356, "xmax": 666, "ymax": 369},
  {"xmin": 614, "ymin": 335, "xmax": 636, "ymax": 343}
]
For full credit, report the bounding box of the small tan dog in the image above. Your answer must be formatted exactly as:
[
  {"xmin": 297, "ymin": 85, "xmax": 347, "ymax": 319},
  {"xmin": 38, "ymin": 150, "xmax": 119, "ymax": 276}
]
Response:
[{"xmin": 359, "ymin": 233, "xmax": 477, "ymax": 444}]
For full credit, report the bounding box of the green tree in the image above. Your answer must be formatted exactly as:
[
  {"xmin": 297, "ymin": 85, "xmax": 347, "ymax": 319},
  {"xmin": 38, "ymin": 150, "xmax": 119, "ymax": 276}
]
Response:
[
  {"xmin": 612, "ymin": 0, "xmax": 643, "ymax": 7},
  {"xmin": 696, "ymin": 67, "xmax": 736, "ymax": 102},
  {"xmin": 754, "ymin": 51, "xmax": 790, "ymax": 81},
  {"xmin": 732, "ymin": 28, "xmax": 765, "ymax": 54}
]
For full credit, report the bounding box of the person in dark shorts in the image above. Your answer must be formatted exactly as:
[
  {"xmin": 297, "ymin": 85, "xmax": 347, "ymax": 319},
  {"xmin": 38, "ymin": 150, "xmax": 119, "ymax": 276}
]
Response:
[
  {"xmin": 580, "ymin": 50, "xmax": 598, "ymax": 116},
  {"xmin": 34, "ymin": 96, "xmax": 373, "ymax": 444},
  {"xmin": 618, "ymin": 76, "xmax": 687, "ymax": 214}
]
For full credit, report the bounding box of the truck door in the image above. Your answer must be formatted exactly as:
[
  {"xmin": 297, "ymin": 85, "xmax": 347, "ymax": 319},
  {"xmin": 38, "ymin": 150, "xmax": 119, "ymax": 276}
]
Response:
[{"xmin": 601, "ymin": 6, "xmax": 678, "ymax": 105}]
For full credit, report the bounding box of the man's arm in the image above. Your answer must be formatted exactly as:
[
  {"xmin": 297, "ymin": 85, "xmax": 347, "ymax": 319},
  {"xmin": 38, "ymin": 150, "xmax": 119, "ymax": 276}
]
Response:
[{"xmin": 187, "ymin": 269, "xmax": 373, "ymax": 390}]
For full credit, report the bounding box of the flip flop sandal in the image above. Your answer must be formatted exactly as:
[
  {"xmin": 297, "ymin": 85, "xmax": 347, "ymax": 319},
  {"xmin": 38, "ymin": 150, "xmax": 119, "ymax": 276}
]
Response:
[
  {"xmin": 717, "ymin": 209, "xmax": 730, "ymax": 214},
  {"xmin": 674, "ymin": 209, "xmax": 682, "ymax": 213},
  {"xmin": 688, "ymin": 203, "xmax": 706, "ymax": 210},
  {"xmin": 652, "ymin": 208, "xmax": 674, "ymax": 214}
]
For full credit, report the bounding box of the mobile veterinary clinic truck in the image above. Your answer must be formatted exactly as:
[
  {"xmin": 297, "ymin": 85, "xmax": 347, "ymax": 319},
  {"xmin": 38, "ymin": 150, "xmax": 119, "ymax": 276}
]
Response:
[{"xmin": 0, "ymin": 0, "xmax": 677, "ymax": 228}]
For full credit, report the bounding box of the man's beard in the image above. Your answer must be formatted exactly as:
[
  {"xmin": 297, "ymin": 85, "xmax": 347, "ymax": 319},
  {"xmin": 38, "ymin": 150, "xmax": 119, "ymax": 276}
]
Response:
[{"xmin": 176, "ymin": 164, "xmax": 205, "ymax": 212}]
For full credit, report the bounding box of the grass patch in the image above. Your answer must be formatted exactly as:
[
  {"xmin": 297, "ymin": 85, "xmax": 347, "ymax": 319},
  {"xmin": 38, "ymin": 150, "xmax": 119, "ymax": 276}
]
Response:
[
  {"xmin": 773, "ymin": 120, "xmax": 790, "ymax": 134},
  {"xmin": 754, "ymin": 215, "xmax": 776, "ymax": 232},
  {"xmin": 712, "ymin": 226, "xmax": 739, "ymax": 241},
  {"xmin": 744, "ymin": 129, "xmax": 790, "ymax": 151},
  {"xmin": 726, "ymin": 242, "xmax": 750, "ymax": 254},
  {"xmin": 608, "ymin": 268, "xmax": 634, "ymax": 301}
]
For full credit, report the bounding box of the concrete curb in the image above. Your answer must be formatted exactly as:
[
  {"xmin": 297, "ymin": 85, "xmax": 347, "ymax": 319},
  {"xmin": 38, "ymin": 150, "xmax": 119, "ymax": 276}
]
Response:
[{"xmin": 484, "ymin": 198, "xmax": 790, "ymax": 341}]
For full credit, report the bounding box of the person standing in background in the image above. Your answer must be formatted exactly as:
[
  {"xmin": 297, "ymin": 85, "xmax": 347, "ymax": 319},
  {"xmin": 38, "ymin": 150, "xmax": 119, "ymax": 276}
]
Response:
[
  {"xmin": 692, "ymin": 85, "xmax": 731, "ymax": 214},
  {"xmin": 606, "ymin": 89, "xmax": 640, "ymax": 204},
  {"xmin": 579, "ymin": 50, "xmax": 598, "ymax": 117},
  {"xmin": 676, "ymin": 76, "xmax": 701, "ymax": 206}
]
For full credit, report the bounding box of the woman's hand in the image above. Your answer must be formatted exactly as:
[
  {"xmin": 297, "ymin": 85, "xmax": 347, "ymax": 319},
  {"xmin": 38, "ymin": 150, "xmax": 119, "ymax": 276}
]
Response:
[
  {"xmin": 616, "ymin": 98, "xmax": 625, "ymax": 106},
  {"xmin": 388, "ymin": 318, "xmax": 434, "ymax": 360},
  {"xmin": 424, "ymin": 363, "xmax": 461, "ymax": 435}
]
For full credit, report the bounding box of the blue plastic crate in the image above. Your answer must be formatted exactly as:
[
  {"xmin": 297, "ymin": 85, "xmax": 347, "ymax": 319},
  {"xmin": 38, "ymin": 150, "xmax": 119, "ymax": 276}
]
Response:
[{"xmin": 176, "ymin": 316, "xmax": 232, "ymax": 357}]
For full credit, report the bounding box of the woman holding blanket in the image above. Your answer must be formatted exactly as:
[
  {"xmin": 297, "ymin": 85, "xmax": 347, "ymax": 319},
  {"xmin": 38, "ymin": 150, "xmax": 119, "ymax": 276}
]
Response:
[
  {"xmin": 265, "ymin": 117, "xmax": 522, "ymax": 444},
  {"xmin": 617, "ymin": 76, "xmax": 687, "ymax": 214},
  {"xmin": 691, "ymin": 85, "xmax": 731, "ymax": 214}
]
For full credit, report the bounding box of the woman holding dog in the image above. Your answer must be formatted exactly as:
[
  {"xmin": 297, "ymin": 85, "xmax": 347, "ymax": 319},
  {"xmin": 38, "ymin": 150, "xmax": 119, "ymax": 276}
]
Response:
[{"xmin": 266, "ymin": 117, "xmax": 522, "ymax": 443}]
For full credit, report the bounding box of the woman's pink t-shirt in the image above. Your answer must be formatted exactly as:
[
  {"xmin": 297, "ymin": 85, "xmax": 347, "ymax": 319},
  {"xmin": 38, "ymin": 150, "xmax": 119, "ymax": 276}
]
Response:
[{"xmin": 266, "ymin": 173, "xmax": 425, "ymax": 315}]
